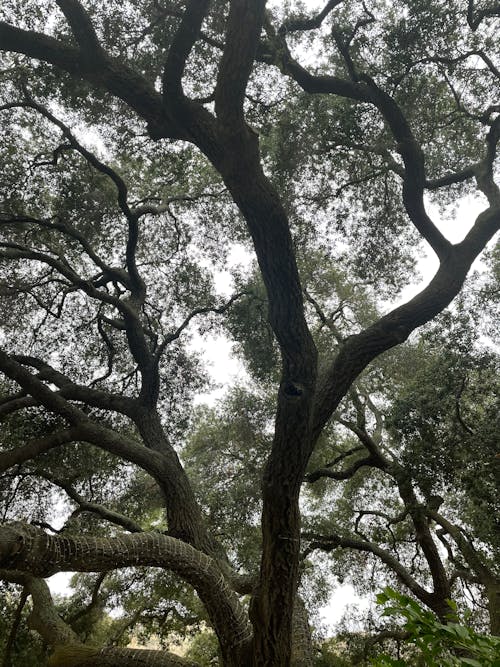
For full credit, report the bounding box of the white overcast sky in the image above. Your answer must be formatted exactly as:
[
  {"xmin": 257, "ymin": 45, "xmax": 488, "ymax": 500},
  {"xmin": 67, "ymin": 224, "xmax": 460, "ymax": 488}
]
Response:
[{"xmin": 45, "ymin": 0, "xmax": 497, "ymax": 636}]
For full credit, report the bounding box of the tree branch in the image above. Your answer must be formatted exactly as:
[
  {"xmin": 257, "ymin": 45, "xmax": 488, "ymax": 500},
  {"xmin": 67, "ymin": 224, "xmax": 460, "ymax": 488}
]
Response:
[
  {"xmin": 0, "ymin": 394, "xmax": 37, "ymax": 418},
  {"xmin": 303, "ymin": 531, "xmax": 433, "ymax": 605},
  {"xmin": 305, "ymin": 454, "xmax": 377, "ymax": 482},
  {"xmin": 467, "ymin": 1, "xmax": 500, "ymax": 31},
  {"xmin": 10, "ymin": 354, "xmax": 137, "ymax": 417},
  {"xmin": 55, "ymin": 0, "xmax": 104, "ymax": 55},
  {"xmin": 0, "ymin": 523, "xmax": 252, "ymax": 658},
  {"xmin": 215, "ymin": 0, "xmax": 267, "ymax": 128},
  {"xmin": 43, "ymin": 474, "xmax": 144, "ymax": 533},
  {"xmin": 0, "ymin": 428, "xmax": 82, "ymax": 474},
  {"xmin": 0, "ymin": 571, "xmax": 199, "ymax": 666},
  {"xmin": 312, "ymin": 203, "xmax": 500, "ymax": 443},
  {"xmin": 1, "ymin": 587, "xmax": 28, "ymax": 667},
  {"xmin": 11, "ymin": 96, "xmax": 145, "ymax": 299},
  {"xmin": 279, "ymin": 0, "xmax": 344, "ymax": 33},
  {"xmin": 162, "ymin": 0, "xmax": 211, "ymax": 102},
  {"xmin": 154, "ymin": 291, "xmax": 248, "ymax": 362},
  {"xmin": 428, "ymin": 510, "xmax": 494, "ymax": 585},
  {"xmin": 0, "ymin": 21, "xmax": 183, "ymax": 139}
]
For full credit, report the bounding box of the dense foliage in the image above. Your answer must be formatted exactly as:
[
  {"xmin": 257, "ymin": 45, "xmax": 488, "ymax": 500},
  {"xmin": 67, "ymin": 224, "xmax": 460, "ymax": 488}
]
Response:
[{"xmin": 0, "ymin": 1, "xmax": 498, "ymax": 665}]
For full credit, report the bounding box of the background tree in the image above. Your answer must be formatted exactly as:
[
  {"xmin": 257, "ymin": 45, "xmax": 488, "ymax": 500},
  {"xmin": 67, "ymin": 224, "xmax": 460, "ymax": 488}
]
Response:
[{"xmin": 0, "ymin": 1, "xmax": 499, "ymax": 665}]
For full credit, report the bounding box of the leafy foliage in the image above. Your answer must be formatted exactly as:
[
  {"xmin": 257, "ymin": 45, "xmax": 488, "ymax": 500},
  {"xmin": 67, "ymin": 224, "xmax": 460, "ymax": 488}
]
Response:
[{"xmin": 373, "ymin": 588, "xmax": 500, "ymax": 667}]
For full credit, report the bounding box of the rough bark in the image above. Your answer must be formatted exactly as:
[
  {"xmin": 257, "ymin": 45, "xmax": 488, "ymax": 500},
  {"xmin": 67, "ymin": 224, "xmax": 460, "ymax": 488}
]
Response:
[
  {"xmin": 0, "ymin": 570, "xmax": 199, "ymax": 666},
  {"xmin": 0, "ymin": 3, "xmax": 499, "ymax": 665},
  {"xmin": 0, "ymin": 524, "xmax": 251, "ymax": 663}
]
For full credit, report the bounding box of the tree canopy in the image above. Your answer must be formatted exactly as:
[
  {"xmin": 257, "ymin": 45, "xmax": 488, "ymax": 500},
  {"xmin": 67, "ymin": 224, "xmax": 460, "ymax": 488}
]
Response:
[{"xmin": 0, "ymin": 1, "xmax": 499, "ymax": 665}]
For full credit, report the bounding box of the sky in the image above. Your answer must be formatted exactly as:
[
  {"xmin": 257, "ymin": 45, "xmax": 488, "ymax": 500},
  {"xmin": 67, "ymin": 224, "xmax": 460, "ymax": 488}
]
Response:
[
  {"xmin": 21, "ymin": 0, "xmax": 498, "ymax": 640},
  {"xmin": 46, "ymin": 191, "xmax": 491, "ymax": 635}
]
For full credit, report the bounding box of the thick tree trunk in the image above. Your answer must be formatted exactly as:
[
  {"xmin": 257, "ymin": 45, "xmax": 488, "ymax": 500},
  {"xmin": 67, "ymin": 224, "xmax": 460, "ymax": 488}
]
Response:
[{"xmin": 486, "ymin": 583, "xmax": 500, "ymax": 636}]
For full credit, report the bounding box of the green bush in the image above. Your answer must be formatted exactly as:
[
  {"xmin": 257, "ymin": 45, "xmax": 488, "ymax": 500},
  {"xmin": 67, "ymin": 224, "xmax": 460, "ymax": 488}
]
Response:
[{"xmin": 372, "ymin": 588, "xmax": 500, "ymax": 667}]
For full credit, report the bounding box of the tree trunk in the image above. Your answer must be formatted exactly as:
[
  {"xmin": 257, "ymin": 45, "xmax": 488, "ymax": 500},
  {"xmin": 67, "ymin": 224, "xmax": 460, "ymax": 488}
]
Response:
[
  {"xmin": 486, "ymin": 583, "xmax": 500, "ymax": 636},
  {"xmin": 291, "ymin": 596, "xmax": 315, "ymax": 666}
]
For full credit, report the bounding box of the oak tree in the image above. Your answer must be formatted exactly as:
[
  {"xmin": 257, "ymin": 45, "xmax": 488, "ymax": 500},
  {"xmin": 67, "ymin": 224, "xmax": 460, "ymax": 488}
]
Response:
[{"xmin": 0, "ymin": 1, "xmax": 499, "ymax": 665}]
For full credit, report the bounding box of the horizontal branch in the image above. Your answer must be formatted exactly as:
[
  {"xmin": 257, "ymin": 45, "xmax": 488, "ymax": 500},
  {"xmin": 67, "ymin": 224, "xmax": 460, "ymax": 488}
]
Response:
[
  {"xmin": 11, "ymin": 354, "xmax": 138, "ymax": 417},
  {"xmin": 305, "ymin": 454, "xmax": 377, "ymax": 483},
  {"xmin": 0, "ymin": 523, "xmax": 252, "ymax": 655},
  {"xmin": 0, "ymin": 428, "xmax": 81, "ymax": 474},
  {"xmin": 0, "ymin": 394, "xmax": 37, "ymax": 418},
  {"xmin": 467, "ymin": 0, "xmax": 500, "ymax": 31}
]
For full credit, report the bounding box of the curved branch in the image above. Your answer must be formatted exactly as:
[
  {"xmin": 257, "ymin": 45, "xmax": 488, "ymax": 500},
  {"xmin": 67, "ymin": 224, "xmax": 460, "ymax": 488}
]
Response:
[
  {"xmin": 215, "ymin": 0, "xmax": 267, "ymax": 127},
  {"xmin": 10, "ymin": 354, "xmax": 137, "ymax": 417},
  {"xmin": 43, "ymin": 475, "xmax": 144, "ymax": 534},
  {"xmin": 305, "ymin": 454, "xmax": 377, "ymax": 483},
  {"xmin": 0, "ymin": 394, "xmax": 37, "ymax": 418},
  {"xmin": 162, "ymin": 0, "xmax": 211, "ymax": 102},
  {"xmin": 467, "ymin": 1, "xmax": 500, "ymax": 30},
  {"xmin": 9, "ymin": 96, "xmax": 145, "ymax": 298},
  {"xmin": 55, "ymin": 0, "xmax": 104, "ymax": 55},
  {"xmin": 351, "ymin": 74, "xmax": 452, "ymax": 258},
  {"xmin": 279, "ymin": 0, "xmax": 344, "ymax": 33},
  {"xmin": 312, "ymin": 202, "xmax": 500, "ymax": 443},
  {"xmin": 0, "ymin": 523, "xmax": 252, "ymax": 658},
  {"xmin": 0, "ymin": 428, "xmax": 82, "ymax": 474},
  {"xmin": 0, "ymin": 21, "xmax": 183, "ymax": 140},
  {"xmin": 154, "ymin": 291, "xmax": 248, "ymax": 362},
  {"xmin": 0, "ymin": 214, "xmax": 129, "ymax": 290},
  {"xmin": 0, "ymin": 571, "xmax": 199, "ymax": 666},
  {"xmin": 303, "ymin": 531, "xmax": 433, "ymax": 605}
]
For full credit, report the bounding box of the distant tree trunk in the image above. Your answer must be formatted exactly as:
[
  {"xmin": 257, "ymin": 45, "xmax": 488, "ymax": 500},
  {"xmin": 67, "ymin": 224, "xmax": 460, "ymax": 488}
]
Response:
[
  {"xmin": 486, "ymin": 583, "xmax": 500, "ymax": 636},
  {"xmin": 291, "ymin": 596, "xmax": 315, "ymax": 666}
]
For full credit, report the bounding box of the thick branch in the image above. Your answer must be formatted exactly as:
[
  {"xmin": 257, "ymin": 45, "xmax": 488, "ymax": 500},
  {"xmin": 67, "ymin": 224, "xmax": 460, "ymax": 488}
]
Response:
[
  {"xmin": 0, "ymin": 394, "xmax": 37, "ymax": 418},
  {"xmin": 162, "ymin": 0, "xmax": 210, "ymax": 101},
  {"xmin": 0, "ymin": 523, "xmax": 252, "ymax": 657},
  {"xmin": 0, "ymin": 428, "xmax": 81, "ymax": 474},
  {"xmin": 352, "ymin": 75, "xmax": 452, "ymax": 258},
  {"xmin": 313, "ymin": 206, "xmax": 500, "ymax": 441},
  {"xmin": 0, "ymin": 22, "xmax": 183, "ymax": 139},
  {"xmin": 55, "ymin": 0, "xmax": 103, "ymax": 54},
  {"xmin": 1, "ymin": 587, "xmax": 28, "ymax": 667},
  {"xmin": 467, "ymin": 1, "xmax": 500, "ymax": 30},
  {"xmin": 215, "ymin": 0, "xmax": 266, "ymax": 127}
]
